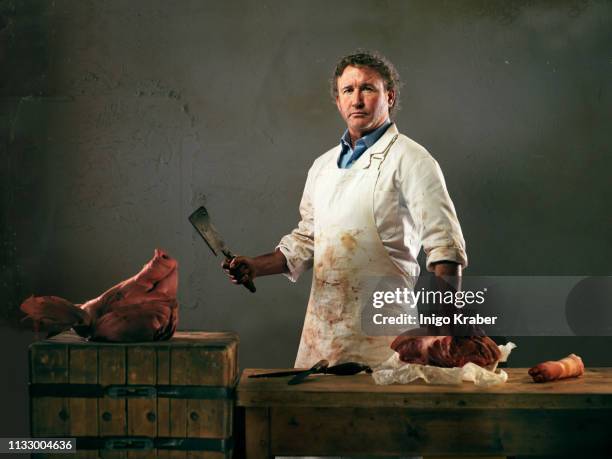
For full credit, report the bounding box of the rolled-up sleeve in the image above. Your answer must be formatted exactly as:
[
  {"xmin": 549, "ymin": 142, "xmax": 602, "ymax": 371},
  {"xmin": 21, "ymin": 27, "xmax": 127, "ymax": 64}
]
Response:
[
  {"xmin": 402, "ymin": 157, "xmax": 468, "ymax": 272},
  {"xmin": 276, "ymin": 166, "xmax": 316, "ymax": 282}
]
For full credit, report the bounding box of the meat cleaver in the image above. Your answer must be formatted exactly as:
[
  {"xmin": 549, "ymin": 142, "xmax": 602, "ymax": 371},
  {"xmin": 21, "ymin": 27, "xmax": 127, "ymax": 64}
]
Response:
[{"xmin": 189, "ymin": 206, "xmax": 256, "ymax": 293}]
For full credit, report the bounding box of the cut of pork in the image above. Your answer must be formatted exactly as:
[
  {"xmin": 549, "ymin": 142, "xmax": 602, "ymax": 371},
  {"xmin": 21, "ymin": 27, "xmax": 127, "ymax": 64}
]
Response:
[{"xmin": 390, "ymin": 335, "xmax": 501, "ymax": 368}]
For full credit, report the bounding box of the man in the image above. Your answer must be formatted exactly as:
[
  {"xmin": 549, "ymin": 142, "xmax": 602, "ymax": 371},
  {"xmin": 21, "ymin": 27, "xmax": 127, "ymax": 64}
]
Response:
[{"xmin": 224, "ymin": 51, "xmax": 467, "ymax": 369}]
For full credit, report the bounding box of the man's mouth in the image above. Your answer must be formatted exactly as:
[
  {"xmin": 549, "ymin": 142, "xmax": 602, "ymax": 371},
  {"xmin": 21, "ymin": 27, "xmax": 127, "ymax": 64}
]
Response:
[{"xmin": 350, "ymin": 112, "xmax": 368, "ymax": 117}]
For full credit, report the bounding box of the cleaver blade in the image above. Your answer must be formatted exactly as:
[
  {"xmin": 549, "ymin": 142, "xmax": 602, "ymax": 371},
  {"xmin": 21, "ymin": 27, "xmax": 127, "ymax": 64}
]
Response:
[{"xmin": 189, "ymin": 206, "xmax": 256, "ymax": 293}]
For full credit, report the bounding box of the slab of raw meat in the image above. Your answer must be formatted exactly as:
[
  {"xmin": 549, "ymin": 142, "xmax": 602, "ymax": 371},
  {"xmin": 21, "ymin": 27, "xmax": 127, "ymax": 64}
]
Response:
[
  {"xmin": 20, "ymin": 249, "xmax": 178, "ymax": 342},
  {"xmin": 390, "ymin": 335, "xmax": 502, "ymax": 368}
]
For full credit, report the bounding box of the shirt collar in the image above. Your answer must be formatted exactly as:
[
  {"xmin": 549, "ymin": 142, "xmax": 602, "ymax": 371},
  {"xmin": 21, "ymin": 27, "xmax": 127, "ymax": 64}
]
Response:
[{"xmin": 340, "ymin": 119, "xmax": 392, "ymax": 150}]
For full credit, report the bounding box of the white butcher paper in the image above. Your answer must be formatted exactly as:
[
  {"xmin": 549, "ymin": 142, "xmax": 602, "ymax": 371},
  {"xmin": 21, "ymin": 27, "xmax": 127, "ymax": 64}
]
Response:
[{"xmin": 372, "ymin": 342, "xmax": 517, "ymax": 387}]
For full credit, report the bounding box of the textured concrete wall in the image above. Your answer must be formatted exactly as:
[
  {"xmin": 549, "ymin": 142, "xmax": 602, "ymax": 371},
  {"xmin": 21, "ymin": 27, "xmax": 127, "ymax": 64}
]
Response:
[{"xmin": 1, "ymin": 0, "xmax": 611, "ymax": 437}]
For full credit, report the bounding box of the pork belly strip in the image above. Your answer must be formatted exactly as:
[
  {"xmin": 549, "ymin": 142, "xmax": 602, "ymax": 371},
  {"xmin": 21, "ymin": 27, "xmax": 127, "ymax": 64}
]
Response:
[{"xmin": 528, "ymin": 354, "xmax": 584, "ymax": 383}]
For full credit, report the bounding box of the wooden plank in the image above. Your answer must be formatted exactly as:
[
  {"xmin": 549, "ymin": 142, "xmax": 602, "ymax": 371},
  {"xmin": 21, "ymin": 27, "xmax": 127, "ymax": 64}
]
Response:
[
  {"xmin": 157, "ymin": 346, "xmax": 171, "ymax": 459},
  {"xmin": 185, "ymin": 342, "xmax": 202, "ymax": 459},
  {"xmin": 170, "ymin": 337, "xmax": 237, "ymax": 459},
  {"xmin": 244, "ymin": 408, "xmax": 270, "ymax": 459},
  {"xmin": 177, "ymin": 332, "xmax": 238, "ymax": 385},
  {"xmin": 269, "ymin": 407, "xmax": 612, "ymax": 456},
  {"xmin": 69, "ymin": 346, "xmax": 98, "ymax": 459},
  {"xmin": 237, "ymin": 368, "xmax": 612, "ymax": 409},
  {"xmin": 99, "ymin": 346, "xmax": 127, "ymax": 459},
  {"xmin": 201, "ymin": 452, "xmax": 228, "ymax": 459},
  {"xmin": 227, "ymin": 339, "xmax": 239, "ymax": 387},
  {"xmin": 186, "ymin": 347, "xmax": 233, "ymax": 459},
  {"xmin": 170, "ymin": 331, "xmax": 238, "ymax": 349},
  {"xmin": 169, "ymin": 347, "xmax": 187, "ymax": 459},
  {"xmin": 30, "ymin": 342, "xmax": 73, "ymax": 459},
  {"xmin": 44, "ymin": 330, "xmax": 238, "ymax": 347},
  {"xmin": 127, "ymin": 347, "xmax": 157, "ymax": 459},
  {"xmin": 30, "ymin": 343, "xmax": 69, "ymax": 435}
]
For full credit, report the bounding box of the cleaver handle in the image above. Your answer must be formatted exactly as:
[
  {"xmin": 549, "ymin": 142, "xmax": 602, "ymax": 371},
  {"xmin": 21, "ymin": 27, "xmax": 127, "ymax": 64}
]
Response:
[
  {"xmin": 223, "ymin": 250, "xmax": 256, "ymax": 293},
  {"xmin": 242, "ymin": 277, "xmax": 257, "ymax": 293}
]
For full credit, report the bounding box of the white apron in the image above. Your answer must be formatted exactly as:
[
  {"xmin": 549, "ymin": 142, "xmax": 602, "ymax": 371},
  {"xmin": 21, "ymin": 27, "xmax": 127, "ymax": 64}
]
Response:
[{"xmin": 295, "ymin": 133, "xmax": 415, "ymax": 369}]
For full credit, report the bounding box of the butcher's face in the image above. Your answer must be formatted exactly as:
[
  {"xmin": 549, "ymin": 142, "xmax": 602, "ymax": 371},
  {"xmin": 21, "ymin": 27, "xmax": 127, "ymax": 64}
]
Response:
[{"xmin": 335, "ymin": 65, "xmax": 394, "ymax": 141}]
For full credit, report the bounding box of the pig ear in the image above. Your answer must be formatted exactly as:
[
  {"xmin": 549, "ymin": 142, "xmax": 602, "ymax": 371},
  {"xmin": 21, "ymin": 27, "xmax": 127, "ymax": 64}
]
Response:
[{"xmin": 20, "ymin": 295, "xmax": 91, "ymax": 335}]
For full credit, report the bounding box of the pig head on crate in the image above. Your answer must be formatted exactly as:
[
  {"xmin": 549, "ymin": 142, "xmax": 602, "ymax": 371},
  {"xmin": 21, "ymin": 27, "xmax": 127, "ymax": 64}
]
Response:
[
  {"xmin": 24, "ymin": 248, "xmax": 239, "ymax": 457},
  {"xmin": 21, "ymin": 249, "xmax": 178, "ymax": 342}
]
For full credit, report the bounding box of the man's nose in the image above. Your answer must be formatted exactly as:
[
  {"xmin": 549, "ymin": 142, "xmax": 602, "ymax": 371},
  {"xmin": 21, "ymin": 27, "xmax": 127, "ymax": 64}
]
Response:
[{"xmin": 351, "ymin": 90, "xmax": 364, "ymax": 107}]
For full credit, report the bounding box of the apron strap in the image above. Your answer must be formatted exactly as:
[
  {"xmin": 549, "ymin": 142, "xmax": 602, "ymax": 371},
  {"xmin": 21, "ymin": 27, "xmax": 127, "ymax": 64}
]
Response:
[{"xmin": 364, "ymin": 134, "xmax": 399, "ymax": 170}]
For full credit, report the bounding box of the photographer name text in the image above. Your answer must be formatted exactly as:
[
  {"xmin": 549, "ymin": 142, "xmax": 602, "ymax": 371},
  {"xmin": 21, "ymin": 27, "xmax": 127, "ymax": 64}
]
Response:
[{"xmin": 372, "ymin": 312, "xmax": 498, "ymax": 326}]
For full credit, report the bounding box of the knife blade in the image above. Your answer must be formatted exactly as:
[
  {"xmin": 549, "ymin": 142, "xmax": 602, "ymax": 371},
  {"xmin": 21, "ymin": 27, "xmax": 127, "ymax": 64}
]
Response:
[
  {"xmin": 248, "ymin": 369, "xmax": 305, "ymax": 378},
  {"xmin": 189, "ymin": 206, "xmax": 256, "ymax": 293},
  {"xmin": 288, "ymin": 359, "xmax": 329, "ymax": 385}
]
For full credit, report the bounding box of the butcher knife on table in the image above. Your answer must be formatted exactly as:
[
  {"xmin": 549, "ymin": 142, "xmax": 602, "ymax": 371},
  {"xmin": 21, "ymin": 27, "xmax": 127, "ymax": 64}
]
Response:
[
  {"xmin": 189, "ymin": 206, "xmax": 256, "ymax": 293},
  {"xmin": 249, "ymin": 361, "xmax": 373, "ymax": 385}
]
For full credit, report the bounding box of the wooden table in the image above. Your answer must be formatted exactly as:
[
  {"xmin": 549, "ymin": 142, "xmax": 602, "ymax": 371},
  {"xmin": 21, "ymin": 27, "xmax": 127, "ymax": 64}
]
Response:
[{"xmin": 236, "ymin": 368, "xmax": 612, "ymax": 458}]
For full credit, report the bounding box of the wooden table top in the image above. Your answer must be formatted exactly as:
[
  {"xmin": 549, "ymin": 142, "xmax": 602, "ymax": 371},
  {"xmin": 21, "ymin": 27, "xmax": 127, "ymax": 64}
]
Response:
[{"xmin": 237, "ymin": 368, "xmax": 612, "ymax": 410}]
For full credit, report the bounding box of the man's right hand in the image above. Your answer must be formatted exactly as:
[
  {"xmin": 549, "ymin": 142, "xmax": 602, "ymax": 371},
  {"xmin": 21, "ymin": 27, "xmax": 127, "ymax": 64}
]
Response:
[
  {"xmin": 222, "ymin": 256, "xmax": 258, "ymax": 286},
  {"xmin": 221, "ymin": 249, "xmax": 290, "ymax": 287}
]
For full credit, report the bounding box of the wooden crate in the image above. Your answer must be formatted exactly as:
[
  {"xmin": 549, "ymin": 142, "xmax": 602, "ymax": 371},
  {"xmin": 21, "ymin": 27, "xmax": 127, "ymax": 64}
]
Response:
[{"xmin": 29, "ymin": 331, "xmax": 238, "ymax": 459}]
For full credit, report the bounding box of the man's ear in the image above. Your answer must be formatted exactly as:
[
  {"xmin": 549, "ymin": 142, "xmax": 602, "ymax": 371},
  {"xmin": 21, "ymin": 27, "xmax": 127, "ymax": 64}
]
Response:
[
  {"xmin": 335, "ymin": 95, "xmax": 341, "ymax": 112},
  {"xmin": 387, "ymin": 89, "xmax": 395, "ymax": 108}
]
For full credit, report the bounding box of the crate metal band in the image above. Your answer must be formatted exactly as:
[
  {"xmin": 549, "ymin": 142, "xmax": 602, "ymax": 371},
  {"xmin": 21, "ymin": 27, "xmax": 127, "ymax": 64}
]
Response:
[
  {"xmin": 29, "ymin": 383, "xmax": 235, "ymax": 399},
  {"xmin": 70, "ymin": 436, "xmax": 233, "ymax": 452}
]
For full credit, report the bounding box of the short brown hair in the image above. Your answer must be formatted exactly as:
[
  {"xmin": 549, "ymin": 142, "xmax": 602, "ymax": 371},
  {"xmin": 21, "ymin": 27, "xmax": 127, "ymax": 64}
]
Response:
[{"xmin": 331, "ymin": 50, "xmax": 402, "ymax": 115}]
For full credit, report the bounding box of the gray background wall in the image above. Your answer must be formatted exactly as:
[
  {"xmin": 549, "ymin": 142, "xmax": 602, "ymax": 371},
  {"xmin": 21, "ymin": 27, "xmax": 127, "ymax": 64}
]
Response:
[{"xmin": 1, "ymin": 0, "xmax": 611, "ymax": 438}]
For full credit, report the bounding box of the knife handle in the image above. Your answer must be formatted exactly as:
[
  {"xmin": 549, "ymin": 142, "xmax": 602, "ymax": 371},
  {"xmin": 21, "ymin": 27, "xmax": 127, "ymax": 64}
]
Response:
[
  {"xmin": 287, "ymin": 359, "xmax": 329, "ymax": 385},
  {"xmin": 324, "ymin": 362, "xmax": 372, "ymax": 375},
  {"xmin": 311, "ymin": 359, "xmax": 329, "ymax": 374}
]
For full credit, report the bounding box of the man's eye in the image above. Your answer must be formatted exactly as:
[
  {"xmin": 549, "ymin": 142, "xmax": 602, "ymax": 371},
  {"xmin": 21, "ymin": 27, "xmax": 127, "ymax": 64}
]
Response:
[{"xmin": 343, "ymin": 88, "xmax": 353, "ymax": 94}]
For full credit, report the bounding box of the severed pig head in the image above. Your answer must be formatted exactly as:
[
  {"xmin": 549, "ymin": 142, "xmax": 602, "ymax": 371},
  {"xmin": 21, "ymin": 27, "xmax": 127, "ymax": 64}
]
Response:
[{"xmin": 21, "ymin": 249, "xmax": 179, "ymax": 342}]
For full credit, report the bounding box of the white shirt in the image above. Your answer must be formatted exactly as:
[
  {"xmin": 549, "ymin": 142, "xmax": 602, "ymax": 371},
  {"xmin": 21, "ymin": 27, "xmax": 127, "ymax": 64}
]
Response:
[{"xmin": 278, "ymin": 123, "xmax": 467, "ymax": 282}]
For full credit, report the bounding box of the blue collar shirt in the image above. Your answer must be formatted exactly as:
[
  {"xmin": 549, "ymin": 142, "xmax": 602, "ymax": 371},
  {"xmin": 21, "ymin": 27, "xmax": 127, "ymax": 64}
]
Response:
[{"xmin": 337, "ymin": 120, "xmax": 392, "ymax": 169}]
